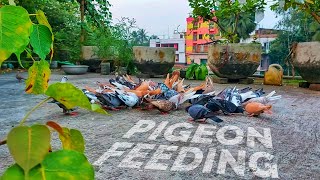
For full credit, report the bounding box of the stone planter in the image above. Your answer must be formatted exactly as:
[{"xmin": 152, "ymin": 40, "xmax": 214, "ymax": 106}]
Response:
[
  {"xmin": 101, "ymin": 62, "xmax": 111, "ymax": 75},
  {"xmin": 82, "ymin": 46, "xmax": 98, "ymax": 60},
  {"xmin": 133, "ymin": 46, "xmax": 175, "ymax": 76},
  {"xmin": 50, "ymin": 61, "xmax": 58, "ymax": 69},
  {"xmin": 292, "ymin": 42, "xmax": 320, "ymax": 84},
  {"xmin": 208, "ymin": 43, "xmax": 261, "ymax": 79},
  {"xmin": 61, "ymin": 65, "xmax": 89, "ymax": 75}
]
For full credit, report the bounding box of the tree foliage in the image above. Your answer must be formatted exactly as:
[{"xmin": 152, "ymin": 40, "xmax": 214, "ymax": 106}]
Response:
[
  {"xmin": 188, "ymin": 0, "xmax": 266, "ymax": 42},
  {"xmin": 268, "ymin": 9, "xmax": 319, "ymax": 75}
]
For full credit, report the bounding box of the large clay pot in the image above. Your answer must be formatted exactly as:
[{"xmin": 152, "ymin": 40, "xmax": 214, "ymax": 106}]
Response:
[
  {"xmin": 208, "ymin": 43, "xmax": 261, "ymax": 79},
  {"xmin": 133, "ymin": 46, "xmax": 175, "ymax": 76},
  {"xmin": 292, "ymin": 42, "xmax": 320, "ymax": 84}
]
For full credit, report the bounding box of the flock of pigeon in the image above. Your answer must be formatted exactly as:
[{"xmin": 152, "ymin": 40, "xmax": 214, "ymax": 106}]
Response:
[{"xmin": 54, "ymin": 71, "xmax": 281, "ymax": 124}]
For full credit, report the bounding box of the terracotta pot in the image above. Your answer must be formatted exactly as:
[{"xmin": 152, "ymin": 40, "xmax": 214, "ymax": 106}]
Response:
[
  {"xmin": 292, "ymin": 42, "xmax": 320, "ymax": 84},
  {"xmin": 133, "ymin": 46, "xmax": 175, "ymax": 75},
  {"xmin": 208, "ymin": 43, "xmax": 261, "ymax": 79}
]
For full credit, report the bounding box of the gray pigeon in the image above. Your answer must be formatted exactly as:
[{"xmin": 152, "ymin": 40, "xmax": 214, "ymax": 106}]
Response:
[
  {"xmin": 186, "ymin": 104, "xmax": 223, "ymax": 123},
  {"xmin": 96, "ymin": 92, "xmax": 123, "ymax": 109}
]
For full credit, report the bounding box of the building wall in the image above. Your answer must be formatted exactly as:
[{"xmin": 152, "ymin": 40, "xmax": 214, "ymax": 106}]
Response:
[
  {"xmin": 185, "ymin": 17, "xmax": 219, "ymax": 64},
  {"xmin": 150, "ymin": 35, "xmax": 186, "ymax": 64}
]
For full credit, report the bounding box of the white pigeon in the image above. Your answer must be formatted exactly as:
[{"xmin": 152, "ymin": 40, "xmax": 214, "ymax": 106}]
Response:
[
  {"xmin": 240, "ymin": 91, "xmax": 258, "ymax": 102},
  {"xmin": 61, "ymin": 76, "xmax": 68, "ymax": 83},
  {"xmin": 115, "ymin": 89, "xmax": 139, "ymax": 107},
  {"xmin": 169, "ymin": 90, "xmax": 197, "ymax": 108},
  {"xmin": 244, "ymin": 91, "xmax": 281, "ymax": 105}
]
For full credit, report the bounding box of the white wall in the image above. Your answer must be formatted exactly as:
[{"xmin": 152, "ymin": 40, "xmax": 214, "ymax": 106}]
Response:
[{"xmin": 150, "ymin": 37, "xmax": 186, "ymax": 63}]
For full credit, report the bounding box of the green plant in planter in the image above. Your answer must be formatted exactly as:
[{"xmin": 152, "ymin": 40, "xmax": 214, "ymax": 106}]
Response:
[
  {"xmin": 186, "ymin": 63, "xmax": 209, "ymax": 80},
  {"xmin": 93, "ymin": 18, "xmax": 137, "ymax": 74},
  {"xmin": 0, "ymin": 4, "xmax": 107, "ymax": 179},
  {"xmin": 188, "ymin": 0, "xmax": 266, "ymax": 43}
]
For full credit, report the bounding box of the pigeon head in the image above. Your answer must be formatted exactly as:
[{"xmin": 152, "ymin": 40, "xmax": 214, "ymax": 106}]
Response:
[{"xmin": 61, "ymin": 76, "xmax": 68, "ymax": 83}]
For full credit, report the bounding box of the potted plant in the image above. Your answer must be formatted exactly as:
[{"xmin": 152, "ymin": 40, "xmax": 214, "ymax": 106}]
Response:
[
  {"xmin": 188, "ymin": 0, "xmax": 266, "ymax": 79},
  {"xmin": 270, "ymin": 0, "xmax": 320, "ymax": 84},
  {"xmin": 61, "ymin": 0, "xmax": 112, "ymax": 75}
]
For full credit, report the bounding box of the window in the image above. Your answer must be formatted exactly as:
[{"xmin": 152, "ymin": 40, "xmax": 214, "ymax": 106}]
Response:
[
  {"xmin": 169, "ymin": 44, "xmax": 174, "ymax": 47},
  {"xmin": 199, "ymin": 34, "xmax": 203, "ymax": 39},
  {"xmin": 180, "ymin": 34, "xmax": 183, "ymax": 39},
  {"xmin": 193, "ymin": 34, "xmax": 197, "ymax": 41},
  {"xmin": 193, "ymin": 21, "xmax": 198, "ymax": 28},
  {"xmin": 192, "ymin": 46, "xmax": 196, "ymax": 52},
  {"xmin": 156, "ymin": 44, "xmax": 160, "ymax": 47}
]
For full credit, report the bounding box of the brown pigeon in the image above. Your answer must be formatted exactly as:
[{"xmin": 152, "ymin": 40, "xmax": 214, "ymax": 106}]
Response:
[{"xmin": 145, "ymin": 98, "xmax": 175, "ymax": 114}]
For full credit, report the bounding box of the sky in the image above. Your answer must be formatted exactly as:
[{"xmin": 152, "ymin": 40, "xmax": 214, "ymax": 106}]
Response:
[{"xmin": 108, "ymin": 0, "xmax": 280, "ymax": 38}]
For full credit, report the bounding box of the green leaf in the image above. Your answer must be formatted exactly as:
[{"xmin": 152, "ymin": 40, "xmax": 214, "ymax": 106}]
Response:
[
  {"xmin": 59, "ymin": 128, "xmax": 85, "ymax": 153},
  {"xmin": 45, "ymin": 82, "xmax": 91, "ymax": 110},
  {"xmin": 91, "ymin": 103, "xmax": 109, "ymax": 115},
  {"xmin": 40, "ymin": 150, "xmax": 94, "ymax": 180},
  {"xmin": 1, "ymin": 164, "xmax": 25, "ymax": 180},
  {"xmin": 36, "ymin": 10, "xmax": 54, "ymax": 61},
  {"xmin": 186, "ymin": 63, "xmax": 199, "ymax": 79},
  {"xmin": 30, "ymin": 24, "xmax": 52, "ymax": 60},
  {"xmin": 6, "ymin": 125, "xmax": 51, "ymax": 174},
  {"xmin": 196, "ymin": 64, "xmax": 208, "ymax": 80},
  {"xmin": 36, "ymin": 10, "xmax": 52, "ymax": 32},
  {"xmin": 45, "ymin": 83, "xmax": 108, "ymax": 114},
  {"xmin": 0, "ymin": 5, "xmax": 33, "ymax": 66},
  {"xmin": 1, "ymin": 150, "xmax": 94, "ymax": 180},
  {"xmin": 25, "ymin": 59, "xmax": 51, "ymax": 94}
]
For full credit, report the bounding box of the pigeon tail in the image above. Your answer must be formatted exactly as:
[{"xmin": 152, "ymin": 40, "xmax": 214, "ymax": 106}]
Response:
[
  {"xmin": 203, "ymin": 111, "xmax": 223, "ymax": 123},
  {"xmin": 266, "ymin": 90, "xmax": 276, "ymax": 98}
]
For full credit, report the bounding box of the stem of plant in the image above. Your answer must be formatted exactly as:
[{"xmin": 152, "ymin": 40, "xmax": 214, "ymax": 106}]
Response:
[
  {"xmin": 25, "ymin": 49, "xmax": 36, "ymax": 62},
  {"xmin": 19, "ymin": 97, "xmax": 52, "ymax": 126}
]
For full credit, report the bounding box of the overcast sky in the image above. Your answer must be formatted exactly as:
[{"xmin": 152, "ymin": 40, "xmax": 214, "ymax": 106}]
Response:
[{"xmin": 108, "ymin": 0, "xmax": 280, "ymax": 38}]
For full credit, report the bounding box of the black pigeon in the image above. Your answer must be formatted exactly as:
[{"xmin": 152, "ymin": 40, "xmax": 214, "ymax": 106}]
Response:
[
  {"xmin": 254, "ymin": 88, "xmax": 265, "ymax": 97},
  {"xmin": 49, "ymin": 99, "xmax": 74, "ymax": 114},
  {"xmin": 116, "ymin": 75, "xmax": 136, "ymax": 89},
  {"xmin": 206, "ymin": 99, "xmax": 244, "ymax": 115},
  {"xmin": 189, "ymin": 94, "xmax": 214, "ymax": 105},
  {"xmin": 186, "ymin": 104, "xmax": 223, "ymax": 123},
  {"xmin": 239, "ymin": 87, "xmax": 252, "ymax": 93},
  {"xmin": 96, "ymin": 93, "xmax": 123, "ymax": 108}
]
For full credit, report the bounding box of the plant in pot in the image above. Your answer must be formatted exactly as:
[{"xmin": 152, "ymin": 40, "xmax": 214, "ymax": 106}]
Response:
[
  {"xmin": 186, "ymin": 63, "xmax": 209, "ymax": 80},
  {"xmin": 94, "ymin": 17, "xmax": 137, "ymax": 75},
  {"xmin": 269, "ymin": 0, "xmax": 320, "ymax": 84},
  {"xmin": 188, "ymin": 0, "xmax": 266, "ymax": 80}
]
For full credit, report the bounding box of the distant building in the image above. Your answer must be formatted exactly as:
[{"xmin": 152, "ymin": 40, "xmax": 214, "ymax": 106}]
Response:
[
  {"xmin": 241, "ymin": 28, "xmax": 279, "ymax": 71},
  {"xmin": 241, "ymin": 28, "xmax": 279, "ymax": 53},
  {"xmin": 149, "ymin": 32, "xmax": 186, "ymax": 64},
  {"xmin": 185, "ymin": 16, "xmax": 220, "ymax": 65}
]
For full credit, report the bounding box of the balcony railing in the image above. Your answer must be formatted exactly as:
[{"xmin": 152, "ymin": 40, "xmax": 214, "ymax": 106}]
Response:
[{"xmin": 192, "ymin": 44, "xmax": 209, "ymax": 53}]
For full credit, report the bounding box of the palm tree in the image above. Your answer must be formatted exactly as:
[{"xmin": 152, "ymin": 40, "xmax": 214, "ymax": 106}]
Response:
[
  {"xmin": 137, "ymin": 29, "xmax": 149, "ymax": 45},
  {"xmin": 149, "ymin": 35, "xmax": 159, "ymax": 40},
  {"xmin": 219, "ymin": 12, "xmax": 256, "ymax": 42},
  {"xmin": 130, "ymin": 30, "xmax": 140, "ymax": 45}
]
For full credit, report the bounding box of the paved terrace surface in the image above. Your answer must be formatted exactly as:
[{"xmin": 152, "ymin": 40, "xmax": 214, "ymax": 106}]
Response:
[{"xmin": 0, "ymin": 71, "xmax": 320, "ymax": 179}]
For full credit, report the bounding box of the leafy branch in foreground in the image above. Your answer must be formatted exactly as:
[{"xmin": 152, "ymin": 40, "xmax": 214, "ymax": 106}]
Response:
[{"xmin": 0, "ymin": 4, "xmax": 108, "ymax": 179}]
